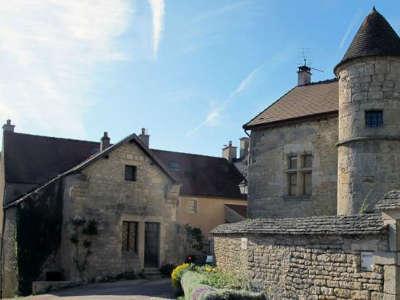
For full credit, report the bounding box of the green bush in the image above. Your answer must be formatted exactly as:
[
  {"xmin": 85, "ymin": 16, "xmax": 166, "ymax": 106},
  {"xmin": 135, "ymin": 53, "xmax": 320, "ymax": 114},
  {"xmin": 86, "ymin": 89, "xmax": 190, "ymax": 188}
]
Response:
[{"xmin": 181, "ymin": 270, "xmax": 266, "ymax": 300}]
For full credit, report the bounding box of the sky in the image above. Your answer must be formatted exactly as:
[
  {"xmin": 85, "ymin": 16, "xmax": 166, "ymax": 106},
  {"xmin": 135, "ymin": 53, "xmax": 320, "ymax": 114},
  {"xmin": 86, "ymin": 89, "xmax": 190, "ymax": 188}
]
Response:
[{"xmin": 0, "ymin": 0, "xmax": 400, "ymax": 156}]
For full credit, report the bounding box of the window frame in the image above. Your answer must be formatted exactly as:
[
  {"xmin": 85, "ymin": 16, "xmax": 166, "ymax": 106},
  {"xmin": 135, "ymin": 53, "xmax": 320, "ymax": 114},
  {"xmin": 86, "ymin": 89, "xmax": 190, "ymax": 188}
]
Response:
[
  {"xmin": 122, "ymin": 221, "xmax": 138, "ymax": 253},
  {"xmin": 125, "ymin": 165, "xmax": 137, "ymax": 181},
  {"xmin": 286, "ymin": 153, "xmax": 313, "ymax": 198},
  {"xmin": 365, "ymin": 110, "xmax": 383, "ymax": 128}
]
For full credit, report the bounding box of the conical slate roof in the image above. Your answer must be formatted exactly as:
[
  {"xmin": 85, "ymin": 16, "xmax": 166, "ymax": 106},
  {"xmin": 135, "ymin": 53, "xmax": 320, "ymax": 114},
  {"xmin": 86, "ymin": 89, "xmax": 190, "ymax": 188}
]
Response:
[{"xmin": 335, "ymin": 8, "xmax": 400, "ymax": 73}]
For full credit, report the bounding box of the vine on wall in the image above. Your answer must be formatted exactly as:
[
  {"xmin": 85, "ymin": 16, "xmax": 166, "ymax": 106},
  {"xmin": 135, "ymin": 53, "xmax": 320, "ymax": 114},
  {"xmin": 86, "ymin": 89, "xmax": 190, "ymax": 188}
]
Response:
[{"xmin": 69, "ymin": 217, "xmax": 98, "ymax": 278}]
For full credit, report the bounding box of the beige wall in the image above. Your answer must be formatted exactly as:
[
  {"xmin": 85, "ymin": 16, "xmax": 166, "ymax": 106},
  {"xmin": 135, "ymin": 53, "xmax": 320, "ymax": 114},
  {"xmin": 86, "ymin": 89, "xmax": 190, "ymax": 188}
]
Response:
[
  {"xmin": 60, "ymin": 142, "xmax": 181, "ymax": 281},
  {"xmin": 177, "ymin": 196, "xmax": 246, "ymax": 239}
]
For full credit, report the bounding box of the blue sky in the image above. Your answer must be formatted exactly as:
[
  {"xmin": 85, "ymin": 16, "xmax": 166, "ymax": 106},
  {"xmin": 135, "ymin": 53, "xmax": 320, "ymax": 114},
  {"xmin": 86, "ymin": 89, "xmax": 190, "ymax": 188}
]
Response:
[{"xmin": 1, "ymin": 0, "xmax": 400, "ymax": 156}]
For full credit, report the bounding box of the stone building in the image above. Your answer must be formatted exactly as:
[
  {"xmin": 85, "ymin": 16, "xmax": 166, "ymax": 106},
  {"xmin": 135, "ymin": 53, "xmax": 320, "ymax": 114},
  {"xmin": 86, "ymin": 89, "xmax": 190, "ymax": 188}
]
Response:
[
  {"xmin": 212, "ymin": 8, "xmax": 400, "ymax": 299},
  {"xmin": 0, "ymin": 125, "xmax": 244, "ymax": 297},
  {"xmin": 244, "ymin": 8, "xmax": 400, "ymax": 219}
]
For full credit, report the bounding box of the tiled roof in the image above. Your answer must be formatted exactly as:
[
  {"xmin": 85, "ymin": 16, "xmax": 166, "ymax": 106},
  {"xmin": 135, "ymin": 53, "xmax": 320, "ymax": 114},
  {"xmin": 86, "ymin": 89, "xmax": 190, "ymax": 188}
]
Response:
[
  {"xmin": 3, "ymin": 132, "xmax": 99, "ymax": 184},
  {"xmin": 3, "ymin": 131, "xmax": 244, "ymax": 203},
  {"xmin": 212, "ymin": 213, "xmax": 385, "ymax": 235},
  {"xmin": 335, "ymin": 8, "xmax": 400, "ymax": 73},
  {"xmin": 244, "ymin": 79, "xmax": 338, "ymax": 129},
  {"xmin": 375, "ymin": 190, "xmax": 400, "ymax": 211},
  {"xmin": 225, "ymin": 204, "xmax": 247, "ymax": 218},
  {"xmin": 151, "ymin": 149, "xmax": 244, "ymax": 199}
]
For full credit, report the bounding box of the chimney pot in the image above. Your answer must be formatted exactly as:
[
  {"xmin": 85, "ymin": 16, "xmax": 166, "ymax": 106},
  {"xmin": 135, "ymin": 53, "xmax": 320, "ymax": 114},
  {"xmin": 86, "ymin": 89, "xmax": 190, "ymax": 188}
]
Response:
[
  {"xmin": 100, "ymin": 131, "xmax": 111, "ymax": 151},
  {"xmin": 3, "ymin": 119, "xmax": 15, "ymax": 132}
]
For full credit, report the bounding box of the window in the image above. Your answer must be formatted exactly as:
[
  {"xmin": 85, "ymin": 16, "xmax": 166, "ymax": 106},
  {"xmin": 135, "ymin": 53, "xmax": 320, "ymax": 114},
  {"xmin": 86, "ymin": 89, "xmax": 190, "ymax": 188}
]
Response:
[
  {"xmin": 288, "ymin": 155, "xmax": 297, "ymax": 169},
  {"xmin": 365, "ymin": 110, "xmax": 383, "ymax": 128},
  {"xmin": 125, "ymin": 165, "xmax": 137, "ymax": 181},
  {"xmin": 303, "ymin": 172, "xmax": 312, "ymax": 195},
  {"xmin": 122, "ymin": 221, "xmax": 138, "ymax": 252},
  {"xmin": 187, "ymin": 199, "xmax": 198, "ymax": 213},
  {"xmin": 288, "ymin": 173, "xmax": 297, "ymax": 196},
  {"xmin": 286, "ymin": 154, "xmax": 312, "ymax": 197}
]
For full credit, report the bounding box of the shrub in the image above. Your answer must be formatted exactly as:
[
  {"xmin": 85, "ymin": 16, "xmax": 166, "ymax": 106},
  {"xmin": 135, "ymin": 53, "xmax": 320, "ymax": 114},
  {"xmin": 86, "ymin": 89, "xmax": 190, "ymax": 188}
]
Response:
[
  {"xmin": 201, "ymin": 269, "xmax": 248, "ymax": 290},
  {"xmin": 181, "ymin": 270, "xmax": 266, "ymax": 300},
  {"xmin": 171, "ymin": 263, "xmax": 190, "ymax": 289}
]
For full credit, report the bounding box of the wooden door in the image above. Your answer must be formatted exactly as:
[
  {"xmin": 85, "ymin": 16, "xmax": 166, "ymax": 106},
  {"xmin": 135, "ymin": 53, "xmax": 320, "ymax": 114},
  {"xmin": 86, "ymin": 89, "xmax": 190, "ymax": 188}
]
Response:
[{"xmin": 144, "ymin": 222, "xmax": 160, "ymax": 267}]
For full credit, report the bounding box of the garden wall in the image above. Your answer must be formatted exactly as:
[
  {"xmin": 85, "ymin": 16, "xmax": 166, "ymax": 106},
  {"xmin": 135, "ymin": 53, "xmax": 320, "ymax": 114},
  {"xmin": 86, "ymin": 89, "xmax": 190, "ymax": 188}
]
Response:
[{"xmin": 212, "ymin": 213, "xmax": 400, "ymax": 299}]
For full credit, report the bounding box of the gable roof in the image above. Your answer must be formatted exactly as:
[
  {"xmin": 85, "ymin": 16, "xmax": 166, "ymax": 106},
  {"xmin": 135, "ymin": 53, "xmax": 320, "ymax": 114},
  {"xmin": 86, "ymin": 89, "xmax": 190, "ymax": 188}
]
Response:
[
  {"xmin": 3, "ymin": 132, "xmax": 178, "ymax": 207},
  {"xmin": 150, "ymin": 149, "xmax": 244, "ymax": 199},
  {"xmin": 3, "ymin": 131, "xmax": 244, "ymax": 206},
  {"xmin": 244, "ymin": 79, "xmax": 338, "ymax": 130},
  {"xmin": 335, "ymin": 8, "xmax": 400, "ymax": 74}
]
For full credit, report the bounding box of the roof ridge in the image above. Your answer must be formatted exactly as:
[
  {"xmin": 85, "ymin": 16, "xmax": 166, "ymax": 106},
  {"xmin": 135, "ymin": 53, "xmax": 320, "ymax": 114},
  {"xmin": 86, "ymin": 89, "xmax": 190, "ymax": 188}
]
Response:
[
  {"xmin": 301, "ymin": 78, "xmax": 338, "ymax": 86},
  {"xmin": 151, "ymin": 148, "xmax": 227, "ymax": 160},
  {"xmin": 10, "ymin": 131, "xmax": 99, "ymax": 144}
]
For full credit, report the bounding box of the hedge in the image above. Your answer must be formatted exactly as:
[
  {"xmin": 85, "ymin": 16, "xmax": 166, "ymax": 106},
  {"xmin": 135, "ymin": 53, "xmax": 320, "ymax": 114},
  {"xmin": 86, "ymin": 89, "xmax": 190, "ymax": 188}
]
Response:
[{"xmin": 181, "ymin": 271, "xmax": 266, "ymax": 300}]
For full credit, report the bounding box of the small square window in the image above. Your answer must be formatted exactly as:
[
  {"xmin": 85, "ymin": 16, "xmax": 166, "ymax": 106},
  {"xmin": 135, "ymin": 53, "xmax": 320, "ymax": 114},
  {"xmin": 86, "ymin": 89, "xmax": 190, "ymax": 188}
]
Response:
[
  {"xmin": 288, "ymin": 156, "xmax": 297, "ymax": 169},
  {"xmin": 125, "ymin": 165, "xmax": 137, "ymax": 181},
  {"xmin": 365, "ymin": 110, "xmax": 383, "ymax": 128}
]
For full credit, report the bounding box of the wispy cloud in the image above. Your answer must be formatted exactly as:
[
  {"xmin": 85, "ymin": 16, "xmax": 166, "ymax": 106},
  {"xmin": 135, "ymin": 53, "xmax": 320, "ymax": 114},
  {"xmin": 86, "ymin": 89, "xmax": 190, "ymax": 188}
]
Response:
[
  {"xmin": 0, "ymin": 0, "xmax": 132, "ymax": 137},
  {"xmin": 148, "ymin": 0, "xmax": 165, "ymax": 58},
  {"xmin": 193, "ymin": 1, "xmax": 251, "ymax": 23},
  {"xmin": 339, "ymin": 10, "xmax": 362, "ymax": 49},
  {"xmin": 186, "ymin": 63, "xmax": 265, "ymax": 136}
]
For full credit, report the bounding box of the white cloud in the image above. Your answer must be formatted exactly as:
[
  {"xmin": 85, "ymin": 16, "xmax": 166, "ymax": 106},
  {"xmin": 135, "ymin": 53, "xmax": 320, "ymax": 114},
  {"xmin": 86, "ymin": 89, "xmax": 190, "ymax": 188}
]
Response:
[
  {"xmin": 339, "ymin": 10, "xmax": 361, "ymax": 49},
  {"xmin": 187, "ymin": 63, "xmax": 265, "ymax": 136},
  {"xmin": 148, "ymin": 0, "xmax": 165, "ymax": 58},
  {"xmin": 0, "ymin": 0, "xmax": 132, "ymax": 138}
]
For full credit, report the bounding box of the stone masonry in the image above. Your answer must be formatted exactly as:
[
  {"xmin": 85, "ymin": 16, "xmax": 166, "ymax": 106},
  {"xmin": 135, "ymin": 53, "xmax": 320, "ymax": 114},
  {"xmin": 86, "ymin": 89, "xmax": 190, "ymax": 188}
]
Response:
[
  {"xmin": 248, "ymin": 116, "xmax": 338, "ymax": 218},
  {"xmin": 336, "ymin": 57, "xmax": 400, "ymax": 215},
  {"xmin": 212, "ymin": 209, "xmax": 399, "ymax": 299},
  {"xmin": 59, "ymin": 141, "xmax": 181, "ymax": 281}
]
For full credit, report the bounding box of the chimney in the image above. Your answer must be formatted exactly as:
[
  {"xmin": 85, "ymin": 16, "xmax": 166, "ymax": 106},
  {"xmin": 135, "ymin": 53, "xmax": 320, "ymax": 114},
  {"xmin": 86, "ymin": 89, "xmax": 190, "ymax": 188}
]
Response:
[
  {"xmin": 138, "ymin": 128, "xmax": 149, "ymax": 148},
  {"xmin": 239, "ymin": 137, "xmax": 249, "ymax": 159},
  {"xmin": 297, "ymin": 65, "xmax": 312, "ymax": 86},
  {"xmin": 100, "ymin": 132, "xmax": 110, "ymax": 151},
  {"xmin": 222, "ymin": 141, "xmax": 237, "ymax": 162},
  {"xmin": 2, "ymin": 119, "xmax": 15, "ymax": 133}
]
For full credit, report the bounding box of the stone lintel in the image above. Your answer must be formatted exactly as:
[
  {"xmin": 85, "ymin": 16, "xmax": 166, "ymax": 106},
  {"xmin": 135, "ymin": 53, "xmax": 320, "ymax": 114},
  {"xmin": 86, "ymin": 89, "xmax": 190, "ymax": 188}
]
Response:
[{"xmin": 373, "ymin": 252, "xmax": 397, "ymax": 265}]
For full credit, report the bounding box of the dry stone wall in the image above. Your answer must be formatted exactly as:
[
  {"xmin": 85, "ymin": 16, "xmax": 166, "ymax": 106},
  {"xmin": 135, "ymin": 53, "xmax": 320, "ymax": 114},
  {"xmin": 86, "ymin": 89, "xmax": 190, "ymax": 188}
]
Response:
[{"xmin": 212, "ymin": 213, "xmax": 398, "ymax": 299}]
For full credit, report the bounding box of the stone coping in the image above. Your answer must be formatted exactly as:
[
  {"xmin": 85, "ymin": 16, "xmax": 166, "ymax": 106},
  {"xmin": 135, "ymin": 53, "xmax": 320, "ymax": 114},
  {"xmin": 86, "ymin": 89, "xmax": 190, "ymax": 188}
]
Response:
[
  {"xmin": 375, "ymin": 190, "xmax": 400, "ymax": 211},
  {"xmin": 211, "ymin": 213, "xmax": 386, "ymax": 235}
]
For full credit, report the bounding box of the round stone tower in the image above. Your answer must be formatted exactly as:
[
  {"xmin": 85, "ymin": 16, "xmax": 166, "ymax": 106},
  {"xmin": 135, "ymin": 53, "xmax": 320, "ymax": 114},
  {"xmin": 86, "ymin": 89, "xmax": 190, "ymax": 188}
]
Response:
[{"xmin": 335, "ymin": 8, "xmax": 400, "ymax": 215}]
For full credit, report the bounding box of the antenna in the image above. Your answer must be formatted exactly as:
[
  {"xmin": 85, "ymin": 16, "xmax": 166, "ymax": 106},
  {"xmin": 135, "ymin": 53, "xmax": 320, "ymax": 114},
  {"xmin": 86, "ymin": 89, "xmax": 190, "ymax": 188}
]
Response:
[{"xmin": 297, "ymin": 48, "xmax": 324, "ymax": 72}]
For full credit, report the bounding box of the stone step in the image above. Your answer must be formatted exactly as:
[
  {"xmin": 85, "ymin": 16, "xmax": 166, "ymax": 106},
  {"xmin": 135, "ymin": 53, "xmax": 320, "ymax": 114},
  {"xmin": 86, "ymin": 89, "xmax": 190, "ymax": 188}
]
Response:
[{"xmin": 143, "ymin": 268, "xmax": 162, "ymax": 279}]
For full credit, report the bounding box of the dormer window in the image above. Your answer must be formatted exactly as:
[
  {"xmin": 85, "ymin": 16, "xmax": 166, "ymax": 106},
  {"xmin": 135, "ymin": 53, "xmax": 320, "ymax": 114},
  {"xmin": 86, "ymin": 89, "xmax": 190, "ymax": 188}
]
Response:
[{"xmin": 365, "ymin": 110, "xmax": 383, "ymax": 128}]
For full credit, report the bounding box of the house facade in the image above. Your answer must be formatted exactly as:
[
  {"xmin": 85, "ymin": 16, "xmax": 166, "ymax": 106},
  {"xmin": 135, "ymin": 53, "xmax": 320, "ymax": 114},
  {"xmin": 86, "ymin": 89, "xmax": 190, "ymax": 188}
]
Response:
[
  {"xmin": 244, "ymin": 8, "xmax": 400, "ymax": 219},
  {"xmin": 0, "ymin": 125, "xmax": 245, "ymax": 297}
]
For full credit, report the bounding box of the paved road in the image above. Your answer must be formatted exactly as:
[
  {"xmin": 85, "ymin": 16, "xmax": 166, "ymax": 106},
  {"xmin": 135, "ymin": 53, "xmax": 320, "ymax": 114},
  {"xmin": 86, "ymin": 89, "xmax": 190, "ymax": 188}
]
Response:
[{"xmin": 19, "ymin": 279, "xmax": 175, "ymax": 300}]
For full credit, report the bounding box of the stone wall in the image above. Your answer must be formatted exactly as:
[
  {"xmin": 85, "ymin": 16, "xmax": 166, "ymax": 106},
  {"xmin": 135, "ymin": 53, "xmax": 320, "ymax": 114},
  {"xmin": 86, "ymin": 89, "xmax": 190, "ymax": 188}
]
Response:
[
  {"xmin": 336, "ymin": 57, "xmax": 400, "ymax": 215},
  {"xmin": 60, "ymin": 141, "xmax": 181, "ymax": 281},
  {"xmin": 212, "ymin": 212, "xmax": 399, "ymax": 299},
  {"xmin": 248, "ymin": 116, "xmax": 338, "ymax": 218}
]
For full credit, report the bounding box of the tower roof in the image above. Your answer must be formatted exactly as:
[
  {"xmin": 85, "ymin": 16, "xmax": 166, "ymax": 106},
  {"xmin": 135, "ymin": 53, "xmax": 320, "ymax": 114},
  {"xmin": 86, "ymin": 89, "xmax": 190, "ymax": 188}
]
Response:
[{"xmin": 335, "ymin": 7, "xmax": 400, "ymax": 74}]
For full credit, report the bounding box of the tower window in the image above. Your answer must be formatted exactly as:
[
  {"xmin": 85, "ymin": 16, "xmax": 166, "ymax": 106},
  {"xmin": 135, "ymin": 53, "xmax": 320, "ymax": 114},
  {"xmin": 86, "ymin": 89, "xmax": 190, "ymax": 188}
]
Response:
[{"xmin": 365, "ymin": 110, "xmax": 383, "ymax": 128}]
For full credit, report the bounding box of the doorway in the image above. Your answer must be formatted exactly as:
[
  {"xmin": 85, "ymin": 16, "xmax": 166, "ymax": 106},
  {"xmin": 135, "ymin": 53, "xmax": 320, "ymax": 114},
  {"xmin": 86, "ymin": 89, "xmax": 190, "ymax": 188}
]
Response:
[{"xmin": 144, "ymin": 222, "xmax": 160, "ymax": 267}]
